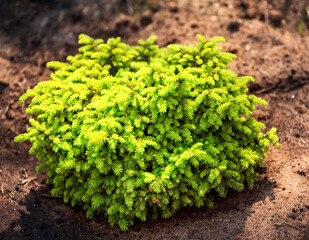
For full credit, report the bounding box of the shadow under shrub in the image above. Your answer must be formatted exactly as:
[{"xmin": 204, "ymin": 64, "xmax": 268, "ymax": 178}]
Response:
[{"xmin": 15, "ymin": 34, "xmax": 280, "ymax": 230}]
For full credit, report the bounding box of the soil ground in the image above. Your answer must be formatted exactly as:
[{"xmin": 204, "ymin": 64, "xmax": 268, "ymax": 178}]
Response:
[{"xmin": 0, "ymin": 0, "xmax": 308, "ymax": 239}]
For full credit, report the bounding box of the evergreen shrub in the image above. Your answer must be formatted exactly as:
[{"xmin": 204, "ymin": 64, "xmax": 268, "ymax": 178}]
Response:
[{"xmin": 15, "ymin": 34, "xmax": 280, "ymax": 230}]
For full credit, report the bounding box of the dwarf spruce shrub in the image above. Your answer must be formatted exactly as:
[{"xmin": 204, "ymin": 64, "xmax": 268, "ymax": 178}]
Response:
[{"xmin": 15, "ymin": 34, "xmax": 279, "ymax": 230}]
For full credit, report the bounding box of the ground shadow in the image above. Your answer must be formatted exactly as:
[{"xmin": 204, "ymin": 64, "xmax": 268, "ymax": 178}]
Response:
[
  {"xmin": 0, "ymin": 173, "xmax": 277, "ymax": 240},
  {"xmin": 0, "ymin": 0, "xmax": 131, "ymax": 57},
  {"xmin": 0, "ymin": 0, "xmax": 72, "ymax": 53}
]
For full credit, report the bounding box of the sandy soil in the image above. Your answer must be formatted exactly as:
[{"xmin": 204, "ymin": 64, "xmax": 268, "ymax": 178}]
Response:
[{"xmin": 0, "ymin": 0, "xmax": 308, "ymax": 239}]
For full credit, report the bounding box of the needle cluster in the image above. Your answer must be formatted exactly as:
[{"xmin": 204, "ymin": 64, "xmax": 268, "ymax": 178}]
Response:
[{"xmin": 15, "ymin": 34, "xmax": 279, "ymax": 230}]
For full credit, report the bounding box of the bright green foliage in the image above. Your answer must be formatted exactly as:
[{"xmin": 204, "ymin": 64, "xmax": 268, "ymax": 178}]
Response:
[{"xmin": 15, "ymin": 34, "xmax": 280, "ymax": 231}]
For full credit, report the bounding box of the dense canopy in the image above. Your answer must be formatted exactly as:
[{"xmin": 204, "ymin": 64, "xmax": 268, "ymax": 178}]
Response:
[{"xmin": 15, "ymin": 34, "xmax": 279, "ymax": 230}]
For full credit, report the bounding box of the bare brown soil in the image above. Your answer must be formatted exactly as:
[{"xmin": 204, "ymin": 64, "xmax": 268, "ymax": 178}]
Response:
[{"xmin": 0, "ymin": 0, "xmax": 308, "ymax": 239}]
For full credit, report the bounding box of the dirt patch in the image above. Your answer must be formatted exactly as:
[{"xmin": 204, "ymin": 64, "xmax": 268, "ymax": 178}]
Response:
[{"xmin": 1, "ymin": 0, "xmax": 308, "ymax": 239}]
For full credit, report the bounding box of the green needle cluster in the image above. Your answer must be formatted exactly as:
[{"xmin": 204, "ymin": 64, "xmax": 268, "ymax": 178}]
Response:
[{"xmin": 15, "ymin": 34, "xmax": 280, "ymax": 230}]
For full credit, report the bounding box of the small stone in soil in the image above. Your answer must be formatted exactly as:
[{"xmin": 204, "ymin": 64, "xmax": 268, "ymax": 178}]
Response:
[
  {"xmin": 290, "ymin": 215, "xmax": 296, "ymax": 220},
  {"xmin": 227, "ymin": 21, "xmax": 240, "ymax": 33}
]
